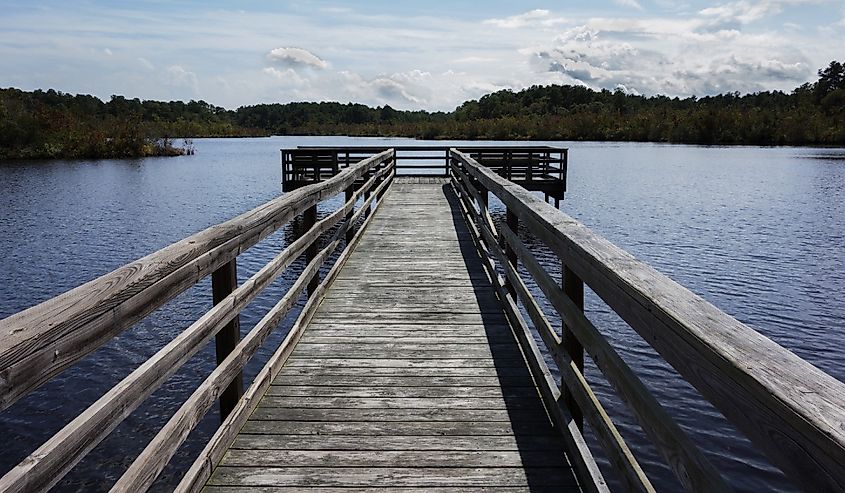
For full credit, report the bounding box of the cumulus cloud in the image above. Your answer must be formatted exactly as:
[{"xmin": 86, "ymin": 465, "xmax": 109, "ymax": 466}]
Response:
[
  {"xmin": 266, "ymin": 47, "xmax": 328, "ymax": 70},
  {"xmin": 164, "ymin": 65, "xmax": 199, "ymax": 94},
  {"xmin": 614, "ymin": 0, "xmax": 644, "ymax": 10},
  {"xmin": 528, "ymin": 19, "xmax": 812, "ymax": 96},
  {"xmin": 483, "ymin": 9, "xmax": 568, "ymax": 29},
  {"xmin": 699, "ymin": 0, "xmax": 830, "ymax": 26}
]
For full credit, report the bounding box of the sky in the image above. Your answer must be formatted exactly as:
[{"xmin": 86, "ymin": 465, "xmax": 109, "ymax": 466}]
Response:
[{"xmin": 1, "ymin": 0, "xmax": 843, "ymax": 111}]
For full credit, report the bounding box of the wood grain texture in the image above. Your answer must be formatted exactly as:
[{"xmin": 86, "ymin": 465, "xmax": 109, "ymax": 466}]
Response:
[
  {"xmin": 0, "ymin": 150, "xmax": 394, "ymax": 410},
  {"xmin": 498, "ymin": 222, "xmax": 730, "ymax": 492},
  {"xmin": 448, "ymin": 173, "xmax": 608, "ymax": 493},
  {"xmin": 0, "ymin": 167, "xmax": 399, "ymax": 493},
  {"xmin": 203, "ymin": 181, "xmax": 585, "ymax": 492},
  {"xmin": 452, "ymin": 148, "xmax": 845, "ymax": 490},
  {"xmin": 175, "ymin": 169, "xmax": 395, "ymax": 493}
]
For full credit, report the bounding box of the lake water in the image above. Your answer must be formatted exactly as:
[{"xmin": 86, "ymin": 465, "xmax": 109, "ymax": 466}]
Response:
[{"xmin": 1, "ymin": 137, "xmax": 843, "ymax": 492}]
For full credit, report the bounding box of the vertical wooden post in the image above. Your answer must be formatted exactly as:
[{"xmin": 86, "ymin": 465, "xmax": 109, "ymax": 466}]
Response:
[
  {"xmin": 304, "ymin": 204, "xmax": 320, "ymax": 295},
  {"xmin": 345, "ymin": 185, "xmax": 355, "ymax": 245},
  {"xmin": 504, "ymin": 209, "xmax": 518, "ymax": 298},
  {"xmin": 376, "ymin": 160, "xmax": 389, "ymax": 202},
  {"xmin": 528, "ymin": 152, "xmax": 534, "ymax": 182},
  {"xmin": 562, "ymin": 264, "xmax": 585, "ymax": 430},
  {"xmin": 211, "ymin": 259, "xmax": 243, "ymax": 422},
  {"xmin": 363, "ymin": 169, "xmax": 372, "ymax": 219},
  {"xmin": 478, "ymin": 182, "xmax": 489, "ymax": 210}
]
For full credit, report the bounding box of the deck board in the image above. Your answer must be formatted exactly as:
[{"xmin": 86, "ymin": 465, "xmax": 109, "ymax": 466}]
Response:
[{"xmin": 206, "ymin": 179, "xmax": 581, "ymax": 491}]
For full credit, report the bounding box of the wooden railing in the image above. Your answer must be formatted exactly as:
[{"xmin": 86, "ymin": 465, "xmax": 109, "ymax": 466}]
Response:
[
  {"xmin": 282, "ymin": 145, "xmax": 567, "ymax": 198},
  {"xmin": 449, "ymin": 149, "xmax": 845, "ymax": 492},
  {"xmin": 0, "ymin": 150, "xmax": 396, "ymax": 493}
]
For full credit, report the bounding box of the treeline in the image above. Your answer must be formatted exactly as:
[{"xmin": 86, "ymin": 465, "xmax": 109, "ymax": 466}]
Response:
[
  {"xmin": 0, "ymin": 89, "xmax": 264, "ymax": 159},
  {"xmin": 2, "ymin": 61, "xmax": 844, "ymax": 159},
  {"xmin": 234, "ymin": 60, "xmax": 844, "ymax": 145}
]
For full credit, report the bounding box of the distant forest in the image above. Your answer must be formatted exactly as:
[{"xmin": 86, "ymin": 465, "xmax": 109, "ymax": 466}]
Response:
[{"xmin": 2, "ymin": 61, "xmax": 843, "ymax": 159}]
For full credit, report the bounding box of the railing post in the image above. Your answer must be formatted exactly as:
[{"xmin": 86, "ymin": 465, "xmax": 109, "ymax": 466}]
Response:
[
  {"xmin": 363, "ymin": 168, "xmax": 372, "ymax": 219},
  {"xmin": 376, "ymin": 158, "xmax": 390, "ymax": 202},
  {"xmin": 562, "ymin": 264, "xmax": 585, "ymax": 430},
  {"xmin": 528, "ymin": 152, "xmax": 534, "ymax": 182},
  {"xmin": 477, "ymin": 182, "xmax": 489, "ymax": 210},
  {"xmin": 211, "ymin": 259, "xmax": 243, "ymax": 421},
  {"xmin": 304, "ymin": 204, "xmax": 320, "ymax": 295},
  {"xmin": 504, "ymin": 209, "xmax": 518, "ymax": 298},
  {"xmin": 345, "ymin": 185, "xmax": 355, "ymax": 245}
]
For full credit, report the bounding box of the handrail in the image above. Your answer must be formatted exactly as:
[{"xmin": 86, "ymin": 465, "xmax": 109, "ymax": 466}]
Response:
[
  {"xmin": 174, "ymin": 168, "xmax": 392, "ymax": 493},
  {"xmin": 0, "ymin": 149, "xmax": 394, "ymax": 410},
  {"xmin": 448, "ymin": 167, "xmax": 609, "ymax": 493},
  {"xmin": 0, "ymin": 150, "xmax": 396, "ymax": 493},
  {"xmin": 450, "ymin": 148, "xmax": 845, "ymax": 491}
]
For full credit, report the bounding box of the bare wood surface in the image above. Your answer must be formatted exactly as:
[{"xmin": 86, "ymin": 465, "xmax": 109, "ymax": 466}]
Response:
[
  {"xmin": 448, "ymin": 173, "xmax": 608, "ymax": 493},
  {"xmin": 498, "ymin": 223, "xmax": 730, "ymax": 492},
  {"xmin": 204, "ymin": 181, "xmax": 584, "ymax": 491},
  {"xmin": 0, "ymin": 167, "xmax": 396, "ymax": 493},
  {"xmin": 175, "ymin": 170, "xmax": 394, "ymax": 493},
  {"xmin": 212, "ymin": 258, "xmax": 243, "ymax": 421},
  {"xmin": 452, "ymin": 148, "xmax": 845, "ymax": 490},
  {"xmin": 0, "ymin": 150, "xmax": 394, "ymax": 410}
]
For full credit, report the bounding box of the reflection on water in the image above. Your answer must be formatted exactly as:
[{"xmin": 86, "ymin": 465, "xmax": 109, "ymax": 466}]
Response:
[{"xmin": 1, "ymin": 137, "xmax": 843, "ymax": 491}]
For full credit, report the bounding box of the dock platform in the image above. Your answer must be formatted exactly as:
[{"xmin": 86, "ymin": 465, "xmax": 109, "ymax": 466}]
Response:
[
  {"xmin": 1, "ymin": 148, "xmax": 844, "ymax": 493},
  {"xmin": 205, "ymin": 177, "xmax": 580, "ymax": 491}
]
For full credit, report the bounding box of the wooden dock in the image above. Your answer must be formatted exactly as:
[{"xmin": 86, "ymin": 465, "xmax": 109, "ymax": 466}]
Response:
[
  {"xmin": 1, "ymin": 147, "xmax": 844, "ymax": 493},
  {"xmin": 204, "ymin": 177, "xmax": 580, "ymax": 491}
]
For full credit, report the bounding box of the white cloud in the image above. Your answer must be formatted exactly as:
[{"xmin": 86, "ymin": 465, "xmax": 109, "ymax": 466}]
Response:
[
  {"xmin": 0, "ymin": 3, "xmax": 837, "ymax": 110},
  {"xmin": 530, "ymin": 19, "xmax": 813, "ymax": 96},
  {"xmin": 266, "ymin": 47, "xmax": 328, "ymax": 70},
  {"xmin": 103, "ymin": 48, "xmax": 113, "ymax": 56},
  {"xmin": 483, "ymin": 9, "xmax": 569, "ymax": 29},
  {"xmin": 614, "ymin": 0, "xmax": 644, "ymax": 10},
  {"xmin": 137, "ymin": 57, "xmax": 154, "ymax": 70},
  {"xmin": 164, "ymin": 65, "xmax": 199, "ymax": 95},
  {"xmin": 699, "ymin": 0, "xmax": 831, "ymax": 26}
]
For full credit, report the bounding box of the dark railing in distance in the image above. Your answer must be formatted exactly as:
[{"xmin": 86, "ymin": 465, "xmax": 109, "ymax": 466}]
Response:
[
  {"xmin": 0, "ymin": 150, "xmax": 396, "ymax": 493},
  {"xmin": 449, "ymin": 148, "xmax": 845, "ymax": 492},
  {"xmin": 282, "ymin": 145, "xmax": 568, "ymax": 205}
]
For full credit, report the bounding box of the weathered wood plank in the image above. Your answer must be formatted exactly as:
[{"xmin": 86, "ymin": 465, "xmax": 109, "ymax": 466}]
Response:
[
  {"xmin": 258, "ymin": 396, "xmax": 544, "ymax": 410},
  {"xmin": 248, "ymin": 408, "xmax": 547, "ymax": 422},
  {"xmin": 175, "ymin": 171, "xmax": 396, "ymax": 493},
  {"xmin": 0, "ymin": 150, "xmax": 394, "ymax": 411},
  {"xmin": 453, "ymin": 149, "xmax": 845, "ymax": 490},
  {"xmin": 207, "ymin": 466, "xmax": 579, "ymax": 487},
  {"xmin": 269, "ymin": 376, "xmax": 531, "ymax": 387},
  {"xmin": 203, "ymin": 487, "xmax": 569, "ymax": 493},
  {"xmin": 230, "ymin": 434, "xmax": 567, "ymax": 451},
  {"xmin": 239, "ymin": 420, "xmax": 555, "ymax": 436},
  {"xmin": 275, "ymin": 366, "xmax": 533, "ymax": 378},
  {"xmin": 264, "ymin": 385, "xmax": 540, "ymax": 398},
  {"xmin": 219, "ymin": 450, "xmax": 567, "ymax": 468},
  {"xmin": 284, "ymin": 358, "xmax": 529, "ymax": 368},
  {"xmin": 198, "ymin": 181, "xmax": 584, "ymax": 493}
]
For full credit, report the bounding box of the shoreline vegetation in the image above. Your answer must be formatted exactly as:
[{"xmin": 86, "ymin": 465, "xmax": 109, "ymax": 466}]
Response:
[{"xmin": 1, "ymin": 61, "xmax": 843, "ymax": 160}]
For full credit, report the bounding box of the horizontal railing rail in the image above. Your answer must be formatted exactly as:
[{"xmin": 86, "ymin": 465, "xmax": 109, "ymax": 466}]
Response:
[
  {"xmin": 282, "ymin": 146, "xmax": 567, "ymax": 194},
  {"xmin": 449, "ymin": 148, "xmax": 845, "ymax": 492},
  {"xmin": 0, "ymin": 150, "xmax": 396, "ymax": 493}
]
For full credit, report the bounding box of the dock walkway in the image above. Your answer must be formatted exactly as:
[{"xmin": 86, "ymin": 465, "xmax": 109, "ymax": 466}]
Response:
[
  {"xmin": 205, "ymin": 177, "xmax": 580, "ymax": 491},
  {"xmin": 3, "ymin": 148, "xmax": 843, "ymax": 493}
]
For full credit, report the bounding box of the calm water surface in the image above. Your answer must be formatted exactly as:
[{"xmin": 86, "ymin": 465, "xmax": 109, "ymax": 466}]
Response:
[{"xmin": 1, "ymin": 137, "xmax": 843, "ymax": 492}]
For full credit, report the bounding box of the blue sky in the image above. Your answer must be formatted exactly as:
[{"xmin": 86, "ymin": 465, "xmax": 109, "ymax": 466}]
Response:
[{"xmin": 1, "ymin": 0, "xmax": 843, "ymax": 110}]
